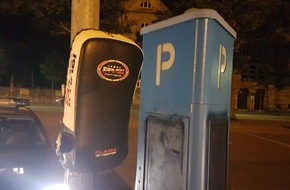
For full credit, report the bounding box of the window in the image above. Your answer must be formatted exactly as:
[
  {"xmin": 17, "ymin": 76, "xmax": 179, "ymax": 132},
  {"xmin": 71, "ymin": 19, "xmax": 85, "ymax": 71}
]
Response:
[
  {"xmin": 140, "ymin": 0, "xmax": 152, "ymax": 8},
  {"xmin": 240, "ymin": 62, "xmax": 265, "ymax": 82},
  {"xmin": 0, "ymin": 118, "xmax": 47, "ymax": 148},
  {"xmin": 141, "ymin": 23, "xmax": 148, "ymax": 28}
]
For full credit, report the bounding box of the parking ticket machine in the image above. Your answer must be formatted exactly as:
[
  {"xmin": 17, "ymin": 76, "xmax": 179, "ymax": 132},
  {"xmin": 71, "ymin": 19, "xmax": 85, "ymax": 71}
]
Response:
[
  {"xmin": 57, "ymin": 29, "xmax": 143, "ymax": 174},
  {"xmin": 135, "ymin": 9, "xmax": 236, "ymax": 190}
]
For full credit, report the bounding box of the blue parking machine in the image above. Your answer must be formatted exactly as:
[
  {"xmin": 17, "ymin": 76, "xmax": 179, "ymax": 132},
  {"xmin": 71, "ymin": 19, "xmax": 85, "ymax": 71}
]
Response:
[{"xmin": 135, "ymin": 9, "xmax": 236, "ymax": 190}]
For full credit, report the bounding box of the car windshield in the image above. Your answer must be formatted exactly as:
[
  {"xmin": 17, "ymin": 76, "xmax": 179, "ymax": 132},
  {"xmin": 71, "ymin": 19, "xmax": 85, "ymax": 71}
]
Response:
[{"xmin": 0, "ymin": 118, "xmax": 47, "ymax": 149}]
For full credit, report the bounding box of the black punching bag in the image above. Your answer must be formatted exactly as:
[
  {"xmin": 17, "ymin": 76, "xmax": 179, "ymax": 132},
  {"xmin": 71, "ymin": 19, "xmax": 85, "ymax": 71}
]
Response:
[{"xmin": 62, "ymin": 29, "xmax": 143, "ymax": 172}]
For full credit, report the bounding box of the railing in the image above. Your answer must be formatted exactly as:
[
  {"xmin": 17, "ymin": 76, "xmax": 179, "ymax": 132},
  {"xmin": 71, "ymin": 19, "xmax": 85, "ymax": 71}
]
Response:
[{"xmin": 0, "ymin": 87, "xmax": 62, "ymax": 104}]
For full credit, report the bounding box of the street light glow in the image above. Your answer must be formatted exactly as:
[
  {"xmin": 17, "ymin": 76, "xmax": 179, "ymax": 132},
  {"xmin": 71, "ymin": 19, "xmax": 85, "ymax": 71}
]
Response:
[{"xmin": 42, "ymin": 183, "xmax": 70, "ymax": 190}]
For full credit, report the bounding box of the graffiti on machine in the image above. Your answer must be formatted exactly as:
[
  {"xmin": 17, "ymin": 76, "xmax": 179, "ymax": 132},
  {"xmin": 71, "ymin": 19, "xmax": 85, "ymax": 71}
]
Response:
[{"xmin": 97, "ymin": 60, "xmax": 129, "ymax": 82}]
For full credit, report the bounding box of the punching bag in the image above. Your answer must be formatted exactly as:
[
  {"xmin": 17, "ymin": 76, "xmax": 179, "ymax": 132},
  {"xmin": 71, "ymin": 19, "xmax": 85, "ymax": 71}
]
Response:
[{"xmin": 62, "ymin": 29, "xmax": 143, "ymax": 172}]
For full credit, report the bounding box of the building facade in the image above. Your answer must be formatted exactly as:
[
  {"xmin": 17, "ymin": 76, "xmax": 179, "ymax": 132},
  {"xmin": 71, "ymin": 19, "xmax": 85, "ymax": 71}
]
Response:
[
  {"xmin": 121, "ymin": 0, "xmax": 170, "ymax": 43},
  {"xmin": 232, "ymin": 74, "xmax": 290, "ymax": 112}
]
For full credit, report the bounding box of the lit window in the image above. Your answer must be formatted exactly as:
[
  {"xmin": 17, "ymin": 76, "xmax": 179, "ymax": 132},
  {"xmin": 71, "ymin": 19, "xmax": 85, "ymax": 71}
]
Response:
[{"xmin": 140, "ymin": 0, "xmax": 152, "ymax": 8}]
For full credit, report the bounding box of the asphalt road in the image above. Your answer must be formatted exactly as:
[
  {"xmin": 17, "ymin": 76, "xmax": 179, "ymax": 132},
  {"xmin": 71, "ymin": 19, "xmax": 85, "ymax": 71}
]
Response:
[
  {"xmin": 229, "ymin": 119, "xmax": 290, "ymax": 190},
  {"xmin": 31, "ymin": 104, "xmax": 290, "ymax": 190}
]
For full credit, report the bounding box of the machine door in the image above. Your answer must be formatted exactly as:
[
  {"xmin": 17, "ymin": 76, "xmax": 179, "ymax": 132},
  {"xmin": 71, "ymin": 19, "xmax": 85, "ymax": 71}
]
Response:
[
  {"xmin": 144, "ymin": 116, "xmax": 189, "ymax": 190},
  {"xmin": 208, "ymin": 117, "xmax": 229, "ymax": 190}
]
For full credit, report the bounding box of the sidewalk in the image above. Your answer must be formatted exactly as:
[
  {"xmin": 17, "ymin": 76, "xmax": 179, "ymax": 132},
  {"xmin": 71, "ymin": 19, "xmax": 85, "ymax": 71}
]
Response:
[{"xmin": 234, "ymin": 110, "xmax": 290, "ymax": 121}]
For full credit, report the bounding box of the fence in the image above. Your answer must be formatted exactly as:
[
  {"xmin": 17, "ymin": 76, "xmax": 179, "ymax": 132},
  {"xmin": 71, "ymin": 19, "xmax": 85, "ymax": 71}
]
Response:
[{"xmin": 0, "ymin": 87, "xmax": 62, "ymax": 104}]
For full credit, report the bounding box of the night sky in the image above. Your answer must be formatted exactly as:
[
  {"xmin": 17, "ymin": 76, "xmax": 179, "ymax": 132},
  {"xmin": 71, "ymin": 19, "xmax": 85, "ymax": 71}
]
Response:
[{"xmin": 0, "ymin": 14, "xmax": 70, "ymax": 88}]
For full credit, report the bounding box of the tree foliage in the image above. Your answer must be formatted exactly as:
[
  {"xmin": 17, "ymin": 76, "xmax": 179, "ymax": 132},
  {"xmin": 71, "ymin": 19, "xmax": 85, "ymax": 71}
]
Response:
[
  {"xmin": 162, "ymin": 0, "xmax": 290, "ymax": 86},
  {"xmin": 0, "ymin": 0, "xmax": 126, "ymax": 87},
  {"xmin": 0, "ymin": 0, "xmax": 71, "ymax": 36},
  {"xmin": 40, "ymin": 50, "xmax": 67, "ymax": 89},
  {"xmin": 162, "ymin": 0, "xmax": 289, "ymax": 52},
  {"xmin": 100, "ymin": 0, "xmax": 127, "ymax": 33},
  {"xmin": 1, "ymin": 0, "xmax": 289, "ymax": 87},
  {"xmin": 0, "ymin": 0, "xmax": 126, "ymax": 36}
]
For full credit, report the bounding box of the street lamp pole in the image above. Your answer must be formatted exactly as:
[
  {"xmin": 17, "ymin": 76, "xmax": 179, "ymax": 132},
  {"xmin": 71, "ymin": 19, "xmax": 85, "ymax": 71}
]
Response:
[
  {"xmin": 71, "ymin": 0, "xmax": 100, "ymax": 43},
  {"xmin": 68, "ymin": 1, "xmax": 100, "ymax": 189}
]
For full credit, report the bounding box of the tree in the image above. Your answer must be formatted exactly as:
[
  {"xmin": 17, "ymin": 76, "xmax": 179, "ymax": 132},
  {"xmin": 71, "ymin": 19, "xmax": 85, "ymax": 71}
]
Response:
[
  {"xmin": 0, "ymin": 59, "xmax": 7, "ymax": 85},
  {"xmin": 161, "ymin": 0, "xmax": 205, "ymax": 15},
  {"xmin": 161, "ymin": 0, "xmax": 290, "ymax": 86},
  {"xmin": 162, "ymin": 0, "xmax": 288, "ymax": 53},
  {"xmin": 0, "ymin": 0, "xmax": 127, "ymax": 87},
  {"xmin": 0, "ymin": 47, "xmax": 8, "ymax": 81},
  {"xmin": 0, "ymin": 0, "xmax": 126, "ymax": 36},
  {"xmin": 100, "ymin": 0, "xmax": 127, "ymax": 33},
  {"xmin": 0, "ymin": 0, "xmax": 71, "ymax": 36},
  {"xmin": 40, "ymin": 50, "xmax": 67, "ymax": 90},
  {"xmin": 1, "ymin": 0, "xmax": 289, "ymax": 87}
]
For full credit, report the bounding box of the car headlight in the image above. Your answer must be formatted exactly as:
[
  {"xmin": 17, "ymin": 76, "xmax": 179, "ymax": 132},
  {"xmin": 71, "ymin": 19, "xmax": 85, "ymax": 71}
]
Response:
[
  {"xmin": 0, "ymin": 167, "xmax": 25, "ymax": 174},
  {"xmin": 12, "ymin": 167, "xmax": 24, "ymax": 174},
  {"xmin": 41, "ymin": 183, "xmax": 70, "ymax": 190}
]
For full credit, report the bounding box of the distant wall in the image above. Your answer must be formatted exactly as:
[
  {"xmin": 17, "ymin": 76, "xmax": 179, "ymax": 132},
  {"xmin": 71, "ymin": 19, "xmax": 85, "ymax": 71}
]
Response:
[{"xmin": 0, "ymin": 87, "xmax": 62, "ymax": 104}]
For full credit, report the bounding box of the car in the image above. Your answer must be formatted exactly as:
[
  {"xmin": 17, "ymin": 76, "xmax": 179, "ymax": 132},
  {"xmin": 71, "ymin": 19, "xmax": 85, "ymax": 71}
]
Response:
[{"xmin": 0, "ymin": 98, "xmax": 64, "ymax": 190}]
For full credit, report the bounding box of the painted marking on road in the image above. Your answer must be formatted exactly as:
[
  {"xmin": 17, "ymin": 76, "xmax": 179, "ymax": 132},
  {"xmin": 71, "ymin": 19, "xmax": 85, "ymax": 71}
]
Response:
[{"xmin": 242, "ymin": 132, "xmax": 290, "ymax": 148}]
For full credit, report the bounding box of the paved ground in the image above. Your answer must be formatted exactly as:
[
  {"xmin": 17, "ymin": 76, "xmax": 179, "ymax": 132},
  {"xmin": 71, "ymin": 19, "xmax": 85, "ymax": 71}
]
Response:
[
  {"xmin": 31, "ymin": 104, "xmax": 290, "ymax": 190},
  {"xmin": 228, "ymin": 119, "xmax": 290, "ymax": 190}
]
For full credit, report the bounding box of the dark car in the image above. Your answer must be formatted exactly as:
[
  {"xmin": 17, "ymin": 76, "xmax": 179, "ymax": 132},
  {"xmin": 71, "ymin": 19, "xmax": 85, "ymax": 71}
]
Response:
[{"xmin": 0, "ymin": 98, "xmax": 64, "ymax": 190}]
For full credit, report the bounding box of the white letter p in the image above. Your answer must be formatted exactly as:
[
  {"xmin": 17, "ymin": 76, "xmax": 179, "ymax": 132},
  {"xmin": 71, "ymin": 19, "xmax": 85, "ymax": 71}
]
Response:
[{"xmin": 156, "ymin": 43, "xmax": 175, "ymax": 86}]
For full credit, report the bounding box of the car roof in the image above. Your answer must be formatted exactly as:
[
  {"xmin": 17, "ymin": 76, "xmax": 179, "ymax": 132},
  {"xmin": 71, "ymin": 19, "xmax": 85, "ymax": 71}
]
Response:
[
  {"xmin": 0, "ymin": 107, "xmax": 37, "ymax": 118},
  {"xmin": 0, "ymin": 98, "xmax": 37, "ymax": 119}
]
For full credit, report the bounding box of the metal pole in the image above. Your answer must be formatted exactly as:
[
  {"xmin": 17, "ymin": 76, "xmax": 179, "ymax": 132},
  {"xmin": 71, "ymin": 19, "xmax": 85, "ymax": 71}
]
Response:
[
  {"xmin": 68, "ymin": 1, "xmax": 100, "ymax": 189},
  {"xmin": 71, "ymin": 0, "xmax": 100, "ymax": 43}
]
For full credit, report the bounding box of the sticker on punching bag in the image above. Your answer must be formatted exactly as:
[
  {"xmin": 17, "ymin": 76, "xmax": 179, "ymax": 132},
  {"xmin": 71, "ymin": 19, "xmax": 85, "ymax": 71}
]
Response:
[{"xmin": 97, "ymin": 60, "xmax": 129, "ymax": 82}]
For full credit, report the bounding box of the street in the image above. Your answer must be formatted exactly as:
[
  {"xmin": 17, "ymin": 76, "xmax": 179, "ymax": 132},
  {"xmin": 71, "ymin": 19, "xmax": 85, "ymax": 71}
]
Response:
[
  {"xmin": 229, "ymin": 119, "xmax": 290, "ymax": 190},
  {"xmin": 31, "ymin": 104, "xmax": 290, "ymax": 190}
]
